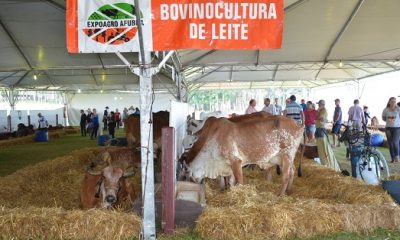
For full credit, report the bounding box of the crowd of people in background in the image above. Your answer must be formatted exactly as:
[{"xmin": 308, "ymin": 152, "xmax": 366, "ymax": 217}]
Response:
[
  {"xmin": 244, "ymin": 95, "xmax": 400, "ymax": 168},
  {"xmin": 79, "ymin": 105, "xmax": 141, "ymax": 140}
]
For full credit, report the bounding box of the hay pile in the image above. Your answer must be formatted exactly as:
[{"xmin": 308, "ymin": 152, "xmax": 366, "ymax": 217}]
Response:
[
  {"xmin": 0, "ymin": 147, "xmax": 143, "ymax": 239},
  {"xmin": 0, "ymin": 206, "xmax": 141, "ymax": 240},
  {"xmin": 0, "ymin": 147, "xmax": 100, "ymax": 209},
  {"xmin": 197, "ymin": 159, "xmax": 400, "ymax": 239},
  {"xmin": 0, "ymin": 147, "xmax": 141, "ymax": 210}
]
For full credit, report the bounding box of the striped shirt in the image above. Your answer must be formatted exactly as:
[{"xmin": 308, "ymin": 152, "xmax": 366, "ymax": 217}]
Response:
[{"xmin": 285, "ymin": 102, "xmax": 303, "ymax": 124}]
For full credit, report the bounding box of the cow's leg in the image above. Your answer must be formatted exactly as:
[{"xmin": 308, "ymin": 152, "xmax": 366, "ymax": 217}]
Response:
[
  {"xmin": 219, "ymin": 176, "xmax": 226, "ymax": 191},
  {"xmin": 279, "ymin": 155, "xmax": 292, "ymax": 196},
  {"xmin": 232, "ymin": 160, "xmax": 244, "ymax": 185},
  {"xmin": 265, "ymin": 166, "xmax": 274, "ymax": 182}
]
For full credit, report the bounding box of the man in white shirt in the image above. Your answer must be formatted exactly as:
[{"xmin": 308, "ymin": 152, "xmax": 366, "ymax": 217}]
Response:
[
  {"xmin": 262, "ymin": 98, "xmax": 277, "ymax": 115},
  {"xmin": 274, "ymin": 98, "xmax": 282, "ymax": 115}
]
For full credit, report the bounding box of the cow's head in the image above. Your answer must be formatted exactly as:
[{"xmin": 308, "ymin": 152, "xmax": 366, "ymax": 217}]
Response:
[
  {"xmin": 177, "ymin": 153, "xmax": 201, "ymax": 183},
  {"xmin": 88, "ymin": 165, "xmax": 134, "ymax": 208},
  {"xmin": 187, "ymin": 119, "xmax": 204, "ymax": 135},
  {"xmin": 182, "ymin": 135, "xmax": 198, "ymax": 150}
]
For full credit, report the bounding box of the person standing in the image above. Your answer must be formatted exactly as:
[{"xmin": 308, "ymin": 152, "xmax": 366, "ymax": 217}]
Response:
[
  {"xmin": 108, "ymin": 111, "xmax": 116, "ymax": 139},
  {"xmin": 86, "ymin": 108, "xmax": 93, "ymax": 136},
  {"xmin": 300, "ymin": 99, "xmax": 307, "ymax": 111},
  {"xmin": 122, "ymin": 107, "xmax": 129, "ymax": 127},
  {"xmin": 91, "ymin": 108, "xmax": 100, "ymax": 140},
  {"xmin": 261, "ymin": 98, "xmax": 276, "ymax": 115},
  {"xmin": 37, "ymin": 113, "xmax": 49, "ymax": 130},
  {"xmin": 332, "ymin": 99, "xmax": 342, "ymax": 147},
  {"xmin": 245, "ymin": 99, "xmax": 257, "ymax": 114},
  {"xmin": 80, "ymin": 109, "xmax": 87, "ymax": 137},
  {"xmin": 103, "ymin": 106, "xmax": 109, "ymax": 131},
  {"xmin": 348, "ymin": 99, "xmax": 365, "ymax": 131},
  {"xmin": 115, "ymin": 108, "xmax": 121, "ymax": 129},
  {"xmin": 274, "ymin": 98, "xmax": 282, "ymax": 115},
  {"xmin": 382, "ymin": 97, "xmax": 400, "ymax": 163},
  {"xmin": 283, "ymin": 95, "xmax": 304, "ymax": 126},
  {"xmin": 363, "ymin": 106, "xmax": 371, "ymax": 125},
  {"xmin": 304, "ymin": 101, "xmax": 317, "ymax": 143},
  {"xmin": 315, "ymin": 100, "xmax": 340, "ymax": 171}
]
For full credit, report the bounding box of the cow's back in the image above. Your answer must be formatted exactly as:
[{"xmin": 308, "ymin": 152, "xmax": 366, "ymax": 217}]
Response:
[
  {"xmin": 124, "ymin": 111, "xmax": 170, "ymax": 147},
  {"xmin": 187, "ymin": 115, "xmax": 303, "ymax": 179},
  {"xmin": 124, "ymin": 115, "xmax": 140, "ymax": 147}
]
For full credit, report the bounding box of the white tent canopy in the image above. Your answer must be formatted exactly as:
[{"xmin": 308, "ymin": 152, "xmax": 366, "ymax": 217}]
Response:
[{"xmin": 0, "ymin": 0, "xmax": 400, "ymax": 93}]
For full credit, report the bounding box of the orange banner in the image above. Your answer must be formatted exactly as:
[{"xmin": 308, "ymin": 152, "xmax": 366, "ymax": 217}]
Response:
[
  {"xmin": 151, "ymin": 0, "xmax": 283, "ymax": 50},
  {"xmin": 66, "ymin": 0, "xmax": 78, "ymax": 53}
]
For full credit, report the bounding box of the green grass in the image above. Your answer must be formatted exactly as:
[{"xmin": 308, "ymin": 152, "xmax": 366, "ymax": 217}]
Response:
[
  {"xmin": 0, "ymin": 127, "xmax": 126, "ymax": 176},
  {"xmin": 332, "ymin": 141, "xmax": 400, "ymax": 176}
]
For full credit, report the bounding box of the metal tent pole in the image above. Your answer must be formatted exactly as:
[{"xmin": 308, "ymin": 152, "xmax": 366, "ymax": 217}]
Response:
[{"xmin": 139, "ymin": 50, "xmax": 156, "ymax": 240}]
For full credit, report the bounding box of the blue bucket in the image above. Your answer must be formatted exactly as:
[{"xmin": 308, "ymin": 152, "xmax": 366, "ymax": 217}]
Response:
[
  {"xmin": 98, "ymin": 135, "xmax": 111, "ymax": 146},
  {"xmin": 370, "ymin": 133, "xmax": 384, "ymax": 147},
  {"xmin": 35, "ymin": 130, "xmax": 48, "ymax": 142}
]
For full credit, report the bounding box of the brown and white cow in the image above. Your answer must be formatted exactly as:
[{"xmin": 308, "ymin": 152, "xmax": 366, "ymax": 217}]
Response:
[
  {"xmin": 80, "ymin": 148, "xmax": 140, "ymax": 209},
  {"xmin": 179, "ymin": 114, "xmax": 303, "ymax": 196},
  {"xmin": 124, "ymin": 111, "xmax": 170, "ymax": 148}
]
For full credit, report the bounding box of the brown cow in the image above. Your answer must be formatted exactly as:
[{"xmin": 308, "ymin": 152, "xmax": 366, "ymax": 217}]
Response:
[
  {"xmin": 80, "ymin": 148, "xmax": 140, "ymax": 209},
  {"xmin": 124, "ymin": 111, "xmax": 170, "ymax": 148},
  {"xmin": 180, "ymin": 115, "xmax": 304, "ymax": 196}
]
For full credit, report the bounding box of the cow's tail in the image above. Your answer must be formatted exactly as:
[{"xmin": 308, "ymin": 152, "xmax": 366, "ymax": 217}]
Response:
[{"xmin": 297, "ymin": 131, "xmax": 306, "ymax": 177}]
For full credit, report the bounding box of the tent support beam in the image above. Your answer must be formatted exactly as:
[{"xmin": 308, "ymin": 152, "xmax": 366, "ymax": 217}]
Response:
[
  {"xmin": 189, "ymin": 66, "xmax": 224, "ymax": 84},
  {"xmin": 13, "ymin": 71, "xmax": 30, "ymax": 87},
  {"xmin": 89, "ymin": 69, "xmax": 100, "ymax": 86},
  {"xmin": 43, "ymin": 0, "xmax": 65, "ymax": 11},
  {"xmin": 0, "ymin": 71, "xmax": 20, "ymax": 82},
  {"xmin": 0, "ymin": 18, "xmax": 33, "ymax": 69},
  {"xmin": 184, "ymin": 50, "xmax": 217, "ymax": 66},
  {"xmin": 255, "ymin": 50, "xmax": 260, "ymax": 66},
  {"xmin": 272, "ymin": 65, "xmax": 279, "ymax": 81},
  {"xmin": 284, "ymin": 0, "xmax": 310, "ymax": 12},
  {"xmin": 314, "ymin": 0, "xmax": 365, "ymax": 79}
]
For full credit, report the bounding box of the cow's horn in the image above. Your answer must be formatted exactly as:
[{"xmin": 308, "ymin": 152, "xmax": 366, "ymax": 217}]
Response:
[
  {"xmin": 123, "ymin": 171, "xmax": 135, "ymax": 178},
  {"xmin": 87, "ymin": 169, "xmax": 102, "ymax": 175}
]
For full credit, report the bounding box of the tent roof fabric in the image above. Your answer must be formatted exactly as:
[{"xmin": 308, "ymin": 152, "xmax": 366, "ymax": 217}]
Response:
[{"xmin": 0, "ymin": 0, "xmax": 399, "ymax": 91}]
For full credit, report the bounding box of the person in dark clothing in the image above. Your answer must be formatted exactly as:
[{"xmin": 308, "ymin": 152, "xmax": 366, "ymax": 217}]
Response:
[
  {"xmin": 80, "ymin": 109, "xmax": 87, "ymax": 136},
  {"xmin": 115, "ymin": 108, "xmax": 121, "ymax": 129},
  {"xmin": 91, "ymin": 109, "xmax": 100, "ymax": 140},
  {"xmin": 108, "ymin": 111, "xmax": 116, "ymax": 139},
  {"xmin": 103, "ymin": 106, "xmax": 109, "ymax": 131},
  {"xmin": 364, "ymin": 106, "xmax": 371, "ymax": 125},
  {"xmin": 86, "ymin": 108, "xmax": 93, "ymax": 136},
  {"xmin": 133, "ymin": 107, "xmax": 140, "ymax": 116}
]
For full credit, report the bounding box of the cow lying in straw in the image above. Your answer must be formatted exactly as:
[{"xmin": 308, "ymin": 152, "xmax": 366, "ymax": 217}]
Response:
[
  {"xmin": 179, "ymin": 114, "xmax": 303, "ymax": 196},
  {"xmin": 80, "ymin": 148, "xmax": 140, "ymax": 209}
]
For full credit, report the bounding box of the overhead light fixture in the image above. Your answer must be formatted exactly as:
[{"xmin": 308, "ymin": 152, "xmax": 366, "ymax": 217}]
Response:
[
  {"xmin": 77, "ymin": 89, "xmax": 81, "ymax": 93},
  {"xmin": 339, "ymin": 60, "xmax": 343, "ymax": 68},
  {"xmin": 100, "ymin": 89, "xmax": 104, "ymax": 93},
  {"xmin": 33, "ymin": 74, "xmax": 38, "ymax": 80}
]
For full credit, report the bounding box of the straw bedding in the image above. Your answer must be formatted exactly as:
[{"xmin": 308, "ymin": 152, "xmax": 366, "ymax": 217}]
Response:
[
  {"xmin": 0, "ymin": 206, "xmax": 141, "ymax": 240},
  {"xmin": 1, "ymin": 146, "xmax": 399, "ymax": 239},
  {"xmin": 0, "ymin": 147, "xmax": 143, "ymax": 239},
  {"xmin": 196, "ymin": 158, "xmax": 400, "ymax": 239}
]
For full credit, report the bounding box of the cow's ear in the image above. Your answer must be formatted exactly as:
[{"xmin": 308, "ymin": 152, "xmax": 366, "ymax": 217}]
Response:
[
  {"xmin": 94, "ymin": 176, "xmax": 104, "ymax": 198},
  {"xmin": 87, "ymin": 169, "xmax": 102, "ymax": 175},
  {"xmin": 122, "ymin": 171, "xmax": 135, "ymax": 178}
]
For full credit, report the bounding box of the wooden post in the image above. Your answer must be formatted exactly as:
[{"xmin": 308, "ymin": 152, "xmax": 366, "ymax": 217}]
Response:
[
  {"xmin": 162, "ymin": 127, "xmax": 175, "ymax": 234},
  {"xmin": 7, "ymin": 115, "xmax": 11, "ymax": 132},
  {"xmin": 56, "ymin": 114, "xmax": 59, "ymax": 126}
]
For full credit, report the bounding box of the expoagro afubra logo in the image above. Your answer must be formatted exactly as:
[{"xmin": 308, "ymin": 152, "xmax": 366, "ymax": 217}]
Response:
[{"xmin": 82, "ymin": 3, "xmax": 143, "ymax": 45}]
